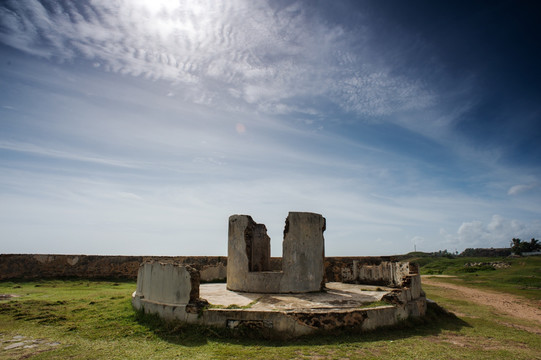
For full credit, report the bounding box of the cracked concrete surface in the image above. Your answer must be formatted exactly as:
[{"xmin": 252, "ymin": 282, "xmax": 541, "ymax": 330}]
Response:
[{"xmin": 200, "ymin": 282, "xmax": 393, "ymax": 310}]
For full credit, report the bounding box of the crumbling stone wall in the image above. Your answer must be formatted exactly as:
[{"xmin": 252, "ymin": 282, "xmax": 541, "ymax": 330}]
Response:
[
  {"xmin": 341, "ymin": 260, "xmax": 411, "ymax": 287},
  {"xmin": 324, "ymin": 257, "xmax": 407, "ymax": 284}
]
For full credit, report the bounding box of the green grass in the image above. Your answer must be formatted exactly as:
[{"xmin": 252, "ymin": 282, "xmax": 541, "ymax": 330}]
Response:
[
  {"xmin": 407, "ymin": 255, "xmax": 541, "ymax": 300},
  {"xmin": 208, "ymin": 298, "xmax": 261, "ymax": 309},
  {"xmin": 1, "ymin": 278, "xmax": 540, "ymax": 359}
]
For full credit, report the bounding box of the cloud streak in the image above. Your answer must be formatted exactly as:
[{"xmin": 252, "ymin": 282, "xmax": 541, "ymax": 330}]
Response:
[
  {"xmin": 508, "ymin": 183, "xmax": 538, "ymax": 196},
  {"xmin": 0, "ymin": 140, "xmax": 140, "ymax": 168}
]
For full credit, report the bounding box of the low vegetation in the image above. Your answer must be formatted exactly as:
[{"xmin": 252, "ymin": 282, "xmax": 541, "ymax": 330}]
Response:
[
  {"xmin": 404, "ymin": 254, "xmax": 541, "ymax": 300},
  {"xmin": 1, "ymin": 261, "xmax": 540, "ymax": 360}
]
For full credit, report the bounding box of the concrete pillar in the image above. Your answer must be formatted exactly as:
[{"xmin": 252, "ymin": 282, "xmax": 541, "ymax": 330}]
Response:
[
  {"xmin": 227, "ymin": 215, "xmax": 253, "ymax": 291},
  {"xmin": 281, "ymin": 212, "xmax": 326, "ymax": 292}
]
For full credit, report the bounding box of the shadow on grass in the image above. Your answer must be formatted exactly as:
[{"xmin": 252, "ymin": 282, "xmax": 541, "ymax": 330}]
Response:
[{"xmin": 135, "ymin": 301, "xmax": 471, "ymax": 347}]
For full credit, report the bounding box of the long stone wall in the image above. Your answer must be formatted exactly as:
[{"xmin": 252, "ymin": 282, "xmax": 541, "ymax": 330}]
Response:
[
  {"xmin": 1, "ymin": 254, "xmax": 408, "ymax": 286},
  {"xmin": 0, "ymin": 254, "xmax": 227, "ymax": 282}
]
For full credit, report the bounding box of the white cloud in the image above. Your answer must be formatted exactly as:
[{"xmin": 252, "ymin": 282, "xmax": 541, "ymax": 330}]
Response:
[
  {"xmin": 0, "ymin": 0, "xmax": 436, "ymax": 119},
  {"xmin": 446, "ymin": 215, "xmax": 540, "ymax": 250},
  {"xmin": 508, "ymin": 183, "xmax": 538, "ymax": 195},
  {"xmin": 333, "ymin": 70, "xmax": 435, "ymax": 116},
  {"xmin": 0, "ymin": 153, "xmax": 476, "ymax": 256}
]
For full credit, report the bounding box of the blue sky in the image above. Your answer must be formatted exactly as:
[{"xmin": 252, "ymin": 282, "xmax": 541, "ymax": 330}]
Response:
[{"xmin": 1, "ymin": 0, "xmax": 540, "ymax": 256}]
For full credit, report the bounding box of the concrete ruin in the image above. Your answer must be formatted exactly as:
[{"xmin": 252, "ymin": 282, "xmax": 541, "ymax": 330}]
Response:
[
  {"xmin": 227, "ymin": 212, "xmax": 325, "ymax": 293},
  {"xmin": 132, "ymin": 212, "xmax": 427, "ymax": 337}
]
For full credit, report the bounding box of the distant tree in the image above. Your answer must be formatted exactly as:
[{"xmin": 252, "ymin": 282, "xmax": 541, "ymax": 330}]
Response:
[
  {"xmin": 511, "ymin": 238, "xmax": 541, "ymax": 255},
  {"xmin": 432, "ymin": 249, "xmax": 455, "ymax": 258},
  {"xmin": 511, "ymin": 238, "xmax": 521, "ymax": 253}
]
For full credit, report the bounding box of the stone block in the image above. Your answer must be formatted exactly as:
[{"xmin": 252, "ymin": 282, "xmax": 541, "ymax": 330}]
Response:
[{"xmin": 134, "ymin": 261, "xmax": 199, "ymax": 305}]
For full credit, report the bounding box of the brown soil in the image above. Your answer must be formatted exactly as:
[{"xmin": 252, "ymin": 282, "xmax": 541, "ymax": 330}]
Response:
[{"xmin": 422, "ymin": 276, "xmax": 541, "ymax": 326}]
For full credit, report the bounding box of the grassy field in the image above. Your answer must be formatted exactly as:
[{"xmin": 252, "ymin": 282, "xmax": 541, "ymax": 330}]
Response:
[
  {"xmin": 405, "ymin": 254, "xmax": 541, "ymax": 300},
  {"xmin": 0, "ymin": 257, "xmax": 540, "ymax": 359}
]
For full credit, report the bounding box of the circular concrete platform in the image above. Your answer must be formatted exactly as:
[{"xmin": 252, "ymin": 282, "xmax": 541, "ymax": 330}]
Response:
[{"xmin": 200, "ymin": 282, "xmax": 394, "ymax": 311}]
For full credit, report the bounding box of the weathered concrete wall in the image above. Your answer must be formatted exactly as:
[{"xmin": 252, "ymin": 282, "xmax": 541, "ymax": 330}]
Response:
[
  {"xmin": 134, "ymin": 271, "xmax": 426, "ymax": 339},
  {"xmin": 281, "ymin": 212, "xmax": 326, "ymax": 292},
  {"xmin": 324, "ymin": 256, "xmax": 407, "ymax": 284},
  {"xmin": 200, "ymin": 263, "xmax": 227, "ymax": 282},
  {"xmin": 341, "ymin": 260, "xmax": 411, "ymax": 287},
  {"xmin": 132, "ymin": 261, "xmax": 208, "ymax": 323},
  {"xmin": 0, "ymin": 254, "xmax": 144, "ymax": 280},
  {"xmin": 0, "ymin": 254, "xmax": 227, "ymax": 282},
  {"xmin": 1, "ymin": 254, "xmax": 418, "ymax": 287},
  {"xmin": 135, "ymin": 262, "xmax": 199, "ymax": 305},
  {"xmin": 227, "ymin": 212, "xmax": 325, "ymax": 293},
  {"xmin": 133, "ymin": 296, "xmax": 425, "ymax": 338},
  {"xmin": 133, "ymin": 260, "xmax": 426, "ymax": 339},
  {"xmin": 227, "ymin": 215, "xmax": 258, "ymax": 291},
  {"xmin": 250, "ymin": 223, "xmax": 271, "ymax": 271}
]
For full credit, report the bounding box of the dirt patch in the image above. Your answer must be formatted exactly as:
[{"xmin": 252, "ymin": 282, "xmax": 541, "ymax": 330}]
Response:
[
  {"xmin": 422, "ymin": 277, "xmax": 541, "ymax": 327},
  {"xmin": 427, "ymin": 333, "xmax": 521, "ymax": 351},
  {"xmin": 0, "ymin": 334, "xmax": 62, "ymax": 358},
  {"xmin": 498, "ymin": 321, "xmax": 541, "ymax": 335}
]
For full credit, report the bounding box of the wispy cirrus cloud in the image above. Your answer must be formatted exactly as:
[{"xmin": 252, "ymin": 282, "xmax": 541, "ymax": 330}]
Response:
[
  {"xmin": 0, "ymin": 140, "xmax": 140, "ymax": 168},
  {"xmin": 0, "ymin": 0, "xmax": 435, "ymax": 118}
]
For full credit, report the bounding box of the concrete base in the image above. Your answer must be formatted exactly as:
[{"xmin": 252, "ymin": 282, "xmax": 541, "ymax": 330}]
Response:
[{"xmin": 132, "ymin": 282, "xmax": 427, "ymax": 338}]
